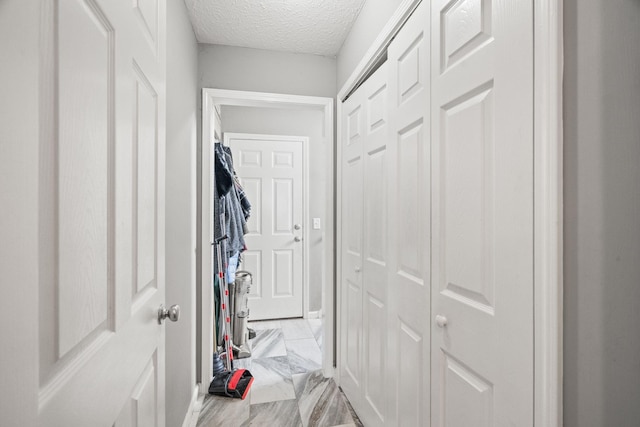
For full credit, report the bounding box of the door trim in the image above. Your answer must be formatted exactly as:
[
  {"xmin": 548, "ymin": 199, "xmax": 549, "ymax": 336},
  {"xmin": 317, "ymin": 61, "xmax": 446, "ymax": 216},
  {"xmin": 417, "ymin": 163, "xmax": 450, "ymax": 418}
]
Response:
[
  {"xmin": 200, "ymin": 89, "xmax": 334, "ymax": 394},
  {"xmin": 338, "ymin": 0, "xmax": 422, "ymax": 102},
  {"xmin": 533, "ymin": 1, "xmax": 564, "ymax": 425},
  {"xmin": 336, "ymin": 1, "xmax": 564, "ymax": 425},
  {"xmin": 223, "ymin": 132, "xmax": 310, "ymax": 321}
]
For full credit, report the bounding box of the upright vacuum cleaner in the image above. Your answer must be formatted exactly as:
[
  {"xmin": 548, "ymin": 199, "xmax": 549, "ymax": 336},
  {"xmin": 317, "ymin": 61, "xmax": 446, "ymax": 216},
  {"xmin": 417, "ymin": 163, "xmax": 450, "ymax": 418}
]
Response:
[
  {"xmin": 232, "ymin": 270, "xmax": 252, "ymax": 359},
  {"xmin": 209, "ymin": 235, "xmax": 254, "ymax": 400}
]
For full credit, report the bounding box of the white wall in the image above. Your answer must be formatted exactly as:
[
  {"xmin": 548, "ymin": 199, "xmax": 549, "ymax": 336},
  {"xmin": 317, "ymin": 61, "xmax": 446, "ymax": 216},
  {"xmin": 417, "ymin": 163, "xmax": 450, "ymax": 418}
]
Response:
[
  {"xmin": 199, "ymin": 44, "xmax": 336, "ymax": 98},
  {"xmin": 165, "ymin": 0, "xmax": 199, "ymax": 425},
  {"xmin": 221, "ymin": 107, "xmax": 327, "ymax": 312},
  {"xmin": 563, "ymin": 0, "xmax": 640, "ymax": 426},
  {"xmin": 336, "ymin": 0, "xmax": 403, "ymax": 90}
]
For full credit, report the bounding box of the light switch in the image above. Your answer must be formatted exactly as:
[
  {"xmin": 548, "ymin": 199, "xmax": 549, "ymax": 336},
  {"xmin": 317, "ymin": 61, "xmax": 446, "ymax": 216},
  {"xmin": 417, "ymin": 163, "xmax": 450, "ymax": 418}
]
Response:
[{"xmin": 313, "ymin": 218, "xmax": 321, "ymax": 230}]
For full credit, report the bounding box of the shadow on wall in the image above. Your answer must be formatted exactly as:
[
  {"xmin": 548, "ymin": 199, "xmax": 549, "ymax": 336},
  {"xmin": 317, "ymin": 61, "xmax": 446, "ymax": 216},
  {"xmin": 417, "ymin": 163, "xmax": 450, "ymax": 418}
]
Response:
[{"xmin": 564, "ymin": 0, "xmax": 640, "ymax": 426}]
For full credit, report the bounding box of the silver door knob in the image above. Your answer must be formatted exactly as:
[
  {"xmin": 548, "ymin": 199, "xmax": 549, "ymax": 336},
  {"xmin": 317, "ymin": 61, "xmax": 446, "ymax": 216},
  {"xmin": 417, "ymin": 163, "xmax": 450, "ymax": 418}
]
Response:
[
  {"xmin": 355, "ymin": 266, "xmax": 361, "ymax": 272},
  {"xmin": 435, "ymin": 314, "xmax": 448, "ymax": 328},
  {"xmin": 158, "ymin": 304, "xmax": 180, "ymax": 324},
  {"xmin": 294, "ymin": 236, "xmax": 302, "ymax": 242},
  {"xmin": 294, "ymin": 224, "xmax": 301, "ymax": 230}
]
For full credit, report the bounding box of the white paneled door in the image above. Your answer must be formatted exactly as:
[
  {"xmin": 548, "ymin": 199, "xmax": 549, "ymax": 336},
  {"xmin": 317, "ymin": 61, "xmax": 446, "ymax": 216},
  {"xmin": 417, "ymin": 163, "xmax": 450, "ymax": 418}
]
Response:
[
  {"xmin": 226, "ymin": 133, "xmax": 305, "ymax": 320},
  {"xmin": 34, "ymin": 0, "xmax": 167, "ymax": 425},
  {"xmin": 339, "ymin": 0, "xmax": 535, "ymax": 425},
  {"xmin": 340, "ymin": 62, "xmax": 390, "ymax": 427},
  {"xmin": 430, "ymin": 0, "xmax": 534, "ymax": 425},
  {"xmin": 386, "ymin": 1, "xmax": 431, "ymax": 426}
]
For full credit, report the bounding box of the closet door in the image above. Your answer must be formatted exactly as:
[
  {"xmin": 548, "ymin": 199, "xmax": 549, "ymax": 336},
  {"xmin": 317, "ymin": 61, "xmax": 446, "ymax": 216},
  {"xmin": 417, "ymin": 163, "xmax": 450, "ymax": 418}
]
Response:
[
  {"xmin": 340, "ymin": 63, "xmax": 390, "ymax": 427},
  {"xmin": 340, "ymin": 79, "xmax": 365, "ymax": 410},
  {"xmin": 430, "ymin": 0, "xmax": 534, "ymax": 425},
  {"xmin": 386, "ymin": 1, "xmax": 431, "ymax": 426},
  {"xmin": 361, "ymin": 63, "xmax": 390, "ymax": 426}
]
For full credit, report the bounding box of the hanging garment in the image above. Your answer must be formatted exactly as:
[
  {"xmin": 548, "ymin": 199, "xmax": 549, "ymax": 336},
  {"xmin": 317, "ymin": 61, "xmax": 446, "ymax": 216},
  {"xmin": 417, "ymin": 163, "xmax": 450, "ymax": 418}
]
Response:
[
  {"xmin": 214, "ymin": 142, "xmax": 233, "ymax": 196},
  {"xmin": 227, "ymin": 251, "xmax": 240, "ymax": 284},
  {"xmin": 234, "ymin": 176, "xmax": 251, "ymax": 222},
  {"xmin": 213, "ymin": 143, "xmax": 250, "ymax": 280}
]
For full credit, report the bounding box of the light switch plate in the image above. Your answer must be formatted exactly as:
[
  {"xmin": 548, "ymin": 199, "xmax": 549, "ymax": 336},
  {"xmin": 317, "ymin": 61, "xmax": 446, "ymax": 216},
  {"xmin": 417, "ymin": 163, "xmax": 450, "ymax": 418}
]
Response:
[{"xmin": 313, "ymin": 218, "xmax": 321, "ymax": 229}]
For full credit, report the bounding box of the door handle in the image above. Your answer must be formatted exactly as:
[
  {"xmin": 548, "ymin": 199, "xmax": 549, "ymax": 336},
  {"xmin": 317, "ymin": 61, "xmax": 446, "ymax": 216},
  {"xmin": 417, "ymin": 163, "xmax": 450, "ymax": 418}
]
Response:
[
  {"xmin": 355, "ymin": 266, "xmax": 361, "ymax": 273},
  {"xmin": 294, "ymin": 236, "xmax": 302, "ymax": 242},
  {"xmin": 158, "ymin": 304, "xmax": 180, "ymax": 324},
  {"xmin": 435, "ymin": 314, "xmax": 448, "ymax": 328},
  {"xmin": 294, "ymin": 224, "xmax": 301, "ymax": 230}
]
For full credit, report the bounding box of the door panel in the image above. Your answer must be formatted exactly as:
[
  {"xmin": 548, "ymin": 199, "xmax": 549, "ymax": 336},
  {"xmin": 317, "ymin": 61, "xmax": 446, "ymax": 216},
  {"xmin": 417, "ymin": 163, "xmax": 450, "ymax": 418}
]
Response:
[
  {"xmin": 227, "ymin": 134, "xmax": 305, "ymax": 320},
  {"xmin": 38, "ymin": 0, "xmax": 166, "ymax": 424},
  {"xmin": 340, "ymin": 62, "xmax": 389, "ymax": 427},
  {"xmin": 386, "ymin": 2, "xmax": 431, "ymax": 426},
  {"xmin": 361, "ymin": 66, "xmax": 389, "ymax": 427},
  {"xmin": 342, "ymin": 152, "xmax": 363, "ymax": 392},
  {"xmin": 431, "ymin": 0, "xmax": 534, "ymax": 425},
  {"xmin": 340, "ymin": 84, "xmax": 365, "ymax": 411}
]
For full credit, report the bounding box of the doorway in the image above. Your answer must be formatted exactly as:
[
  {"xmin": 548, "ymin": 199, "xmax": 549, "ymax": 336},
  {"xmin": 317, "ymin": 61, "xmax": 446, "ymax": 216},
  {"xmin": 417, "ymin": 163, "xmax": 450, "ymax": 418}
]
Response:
[{"xmin": 199, "ymin": 89, "xmax": 335, "ymax": 393}]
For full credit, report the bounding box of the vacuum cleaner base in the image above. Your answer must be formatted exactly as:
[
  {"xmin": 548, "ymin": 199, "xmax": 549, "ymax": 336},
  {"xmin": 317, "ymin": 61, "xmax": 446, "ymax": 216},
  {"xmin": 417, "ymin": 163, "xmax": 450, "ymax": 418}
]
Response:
[{"xmin": 208, "ymin": 368, "xmax": 254, "ymax": 400}]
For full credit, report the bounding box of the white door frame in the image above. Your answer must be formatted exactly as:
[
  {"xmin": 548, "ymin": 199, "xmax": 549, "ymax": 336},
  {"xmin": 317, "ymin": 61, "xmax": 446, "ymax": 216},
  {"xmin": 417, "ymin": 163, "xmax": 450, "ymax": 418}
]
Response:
[
  {"xmin": 200, "ymin": 89, "xmax": 334, "ymax": 393},
  {"xmin": 336, "ymin": 0, "xmax": 563, "ymax": 425},
  {"xmin": 223, "ymin": 132, "xmax": 310, "ymax": 321}
]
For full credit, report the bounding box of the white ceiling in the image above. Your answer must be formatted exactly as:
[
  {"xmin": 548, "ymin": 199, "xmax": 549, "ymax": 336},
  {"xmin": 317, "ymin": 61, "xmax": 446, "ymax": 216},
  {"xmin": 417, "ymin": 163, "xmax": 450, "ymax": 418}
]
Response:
[{"xmin": 183, "ymin": 0, "xmax": 366, "ymax": 57}]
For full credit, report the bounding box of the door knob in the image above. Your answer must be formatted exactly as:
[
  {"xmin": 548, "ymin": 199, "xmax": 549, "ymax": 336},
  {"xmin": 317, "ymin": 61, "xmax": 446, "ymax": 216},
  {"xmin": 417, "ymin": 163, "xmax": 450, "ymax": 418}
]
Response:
[
  {"xmin": 435, "ymin": 314, "xmax": 448, "ymax": 328},
  {"xmin": 158, "ymin": 304, "xmax": 180, "ymax": 324},
  {"xmin": 294, "ymin": 236, "xmax": 302, "ymax": 242},
  {"xmin": 294, "ymin": 224, "xmax": 301, "ymax": 230},
  {"xmin": 355, "ymin": 266, "xmax": 361, "ymax": 272}
]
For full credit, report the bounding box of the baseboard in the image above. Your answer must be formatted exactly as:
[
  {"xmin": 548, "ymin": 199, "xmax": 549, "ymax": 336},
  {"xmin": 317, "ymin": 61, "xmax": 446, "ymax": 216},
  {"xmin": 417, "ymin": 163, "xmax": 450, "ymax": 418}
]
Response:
[
  {"xmin": 181, "ymin": 385, "xmax": 202, "ymax": 427},
  {"xmin": 307, "ymin": 310, "xmax": 321, "ymax": 319}
]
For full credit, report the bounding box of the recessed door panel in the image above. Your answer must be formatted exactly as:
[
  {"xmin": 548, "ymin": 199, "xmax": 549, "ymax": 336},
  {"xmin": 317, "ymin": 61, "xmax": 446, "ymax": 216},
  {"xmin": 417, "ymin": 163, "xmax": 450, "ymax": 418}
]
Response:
[
  {"xmin": 441, "ymin": 352, "xmax": 493, "ymax": 427},
  {"xmin": 365, "ymin": 294, "xmax": 386, "ymax": 423},
  {"xmin": 441, "ymin": 84, "xmax": 495, "ymax": 313},
  {"xmin": 272, "ymin": 250, "xmax": 294, "ymax": 297},
  {"xmin": 239, "ymin": 150, "xmax": 262, "ymax": 167},
  {"xmin": 273, "ymin": 179, "xmax": 294, "ymax": 234},
  {"xmin": 134, "ymin": 62, "xmax": 158, "ymax": 298},
  {"xmin": 368, "ymin": 85, "xmax": 387, "ymax": 132},
  {"xmin": 345, "ymin": 280, "xmax": 362, "ymax": 385},
  {"xmin": 397, "ymin": 120, "xmax": 426, "ymax": 284},
  {"xmin": 441, "ymin": 0, "xmax": 493, "ymax": 71},
  {"xmin": 348, "ymin": 106, "xmax": 362, "ymax": 144},
  {"xmin": 56, "ymin": 0, "xmax": 114, "ymax": 361},
  {"xmin": 133, "ymin": 0, "xmax": 158, "ymax": 51},
  {"xmin": 397, "ymin": 321, "xmax": 424, "ymax": 426},
  {"xmin": 364, "ymin": 147, "xmax": 386, "ymax": 265},
  {"xmin": 398, "ymin": 33, "xmax": 425, "ymax": 105},
  {"xmin": 244, "ymin": 250, "xmax": 262, "ymax": 298},
  {"xmin": 130, "ymin": 356, "xmax": 158, "ymax": 427},
  {"xmin": 346, "ymin": 158, "xmax": 363, "ymax": 256}
]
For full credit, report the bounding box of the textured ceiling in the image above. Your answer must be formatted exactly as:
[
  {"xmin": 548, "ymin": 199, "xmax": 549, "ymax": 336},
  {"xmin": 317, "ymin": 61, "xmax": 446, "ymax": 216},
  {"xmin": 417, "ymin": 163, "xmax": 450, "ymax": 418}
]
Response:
[{"xmin": 184, "ymin": 0, "xmax": 366, "ymax": 56}]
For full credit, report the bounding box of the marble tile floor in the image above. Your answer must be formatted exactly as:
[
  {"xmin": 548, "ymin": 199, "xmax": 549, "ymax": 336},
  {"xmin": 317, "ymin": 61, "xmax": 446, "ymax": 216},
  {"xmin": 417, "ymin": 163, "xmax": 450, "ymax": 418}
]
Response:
[{"xmin": 193, "ymin": 318, "xmax": 362, "ymax": 427}]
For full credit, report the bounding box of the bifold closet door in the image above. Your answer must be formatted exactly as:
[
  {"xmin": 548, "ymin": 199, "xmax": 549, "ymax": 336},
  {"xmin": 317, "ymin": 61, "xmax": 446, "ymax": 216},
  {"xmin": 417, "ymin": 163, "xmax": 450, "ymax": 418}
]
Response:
[
  {"xmin": 386, "ymin": 1, "xmax": 431, "ymax": 426},
  {"xmin": 340, "ymin": 62, "xmax": 390, "ymax": 427},
  {"xmin": 430, "ymin": 0, "xmax": 535, "ymax": 425}
]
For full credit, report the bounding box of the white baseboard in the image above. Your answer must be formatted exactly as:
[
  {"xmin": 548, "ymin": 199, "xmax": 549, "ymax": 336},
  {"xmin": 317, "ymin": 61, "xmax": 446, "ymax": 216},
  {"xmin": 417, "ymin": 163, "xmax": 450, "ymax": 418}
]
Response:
[
  {"xmin": 181, "ymin": 385, "xmax": 202, "ymax": 427},
  {"xmin": 307, "ymin": 310, "xmax": 322, "ymax": 319}
]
